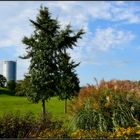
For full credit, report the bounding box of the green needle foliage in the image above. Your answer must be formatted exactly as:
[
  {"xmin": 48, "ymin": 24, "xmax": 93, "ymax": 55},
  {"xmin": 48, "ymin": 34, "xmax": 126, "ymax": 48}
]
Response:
[
  {"xmin": 20, "ymin": 6, "xmax": 84, "ymax": 120},
  {"xmin": 57, "ymin": 50, "xmax": 80, "ymax": 113}
]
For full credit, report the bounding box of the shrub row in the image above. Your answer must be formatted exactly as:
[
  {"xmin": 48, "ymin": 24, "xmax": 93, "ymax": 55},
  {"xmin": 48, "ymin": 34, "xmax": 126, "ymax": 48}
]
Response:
[
  {"xmin": 69, "ymin": 80, "xmax": 140, "ymax": 131},
  {"xmin": 0, "ymin": 111, "xmax": 63, "ymax": 138},
  {"xmin": 70, "ymin": 125, "xmax": 140, "ymax": 139},
  {"xmin": 1, "ymin": 111, "xmax": 140, "ymax": 138}
]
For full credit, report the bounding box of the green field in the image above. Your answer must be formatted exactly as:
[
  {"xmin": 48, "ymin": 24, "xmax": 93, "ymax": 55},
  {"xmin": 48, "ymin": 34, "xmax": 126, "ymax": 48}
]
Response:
[{"xmin": 0, "ymin": 94, "xmax": 66, "ymax": 120}]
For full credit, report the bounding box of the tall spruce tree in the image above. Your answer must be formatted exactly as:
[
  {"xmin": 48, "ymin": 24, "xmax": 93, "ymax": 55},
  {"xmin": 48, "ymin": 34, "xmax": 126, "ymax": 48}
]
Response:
[
  {"xmin": 57, "ymin": 49, "xmax": 80, "ymax": 113},
  {"xmin": 20, "ymin": 6, "xmax": 84, "ymax": 120}
]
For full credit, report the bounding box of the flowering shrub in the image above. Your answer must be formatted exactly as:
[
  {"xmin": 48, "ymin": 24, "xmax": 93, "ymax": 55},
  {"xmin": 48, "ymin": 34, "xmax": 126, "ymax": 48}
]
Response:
[
  {"xmin": 110, "ymin": 125, "xmax": 140, "ymax": 139},
  {"xmin": 38, "ymin": 128, "xmax": 68, "ymax": 138},
  {"xmin": 69, "ymin": 79, "xmax": 140, "ymax": 131},
  {"xmin": 70, "ymin": 125, "xmax": 140, "ymax": 139},
  {"xmin": 1, "ymin": 109, "xmax": 140, "ymax": 138},
  {"xmin": 0, "ymin": 111, "xmax": 35, "ymax": 138},
  {"xmin": 0, "ymin": 111, "xmax": 64, "ymax": 138}
]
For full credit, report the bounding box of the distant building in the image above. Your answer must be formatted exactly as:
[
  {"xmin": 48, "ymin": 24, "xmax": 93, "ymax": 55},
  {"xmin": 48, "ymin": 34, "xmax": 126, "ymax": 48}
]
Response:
[{"xmin": 2, "ymin": 60, "xmax": 17, "ymax": 82}]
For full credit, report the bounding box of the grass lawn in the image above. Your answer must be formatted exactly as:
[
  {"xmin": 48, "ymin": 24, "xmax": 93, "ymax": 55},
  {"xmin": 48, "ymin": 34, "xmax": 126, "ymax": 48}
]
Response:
[{"xmin": 0, "ymin": 94, "xmax": 66, "ymax": 120}]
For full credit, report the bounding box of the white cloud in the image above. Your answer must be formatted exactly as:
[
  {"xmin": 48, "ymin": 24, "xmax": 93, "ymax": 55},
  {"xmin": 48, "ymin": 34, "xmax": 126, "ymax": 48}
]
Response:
[
  {"xmin": 110, "ymin": 5, "xmax": 140, "ymax": 24},
  {"xmin": 46, "ymin": 1, "xmax": 140, "ymax": 25},
  {"xmin": 14, "ymin": 41, "xmax": 30, "ymax": 80},
  {"xmin": 0, "ymin": 1, "xmax": 139, "ymax": 80},
  {"xmin": 0, "ymin": 27, "xmax": 32, "ymax": 48},
  {"xmin": 0, "ymin": 61, "xmax": 2, "ymax": 75},
  {"xmin": 0, "ymin": 1, "xmax": 138, "ymax": 49},
  {"xmin": 92, "ymin": 27, "xmax": 135, "ymax": 51},
  {"xmin": 67, "ymin": 27, "xmax": 135, "ymax": 66},
  {"xmin": 16, "ymin": 58, "xmax": 29, "ymax": 80},
  {"xmin": 114, "ymin": 1, "xmax": 125, "ymax": 6}
]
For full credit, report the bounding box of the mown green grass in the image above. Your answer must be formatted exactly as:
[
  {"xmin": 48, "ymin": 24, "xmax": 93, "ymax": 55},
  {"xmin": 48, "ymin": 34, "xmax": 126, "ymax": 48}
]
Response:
[
  {"xmin": 0, "ymin": 87, "xmax": 13, "ymax": 95},
  {"xmin": 0, "ymin": 94, "xmax": 66, "ymax": 120}
]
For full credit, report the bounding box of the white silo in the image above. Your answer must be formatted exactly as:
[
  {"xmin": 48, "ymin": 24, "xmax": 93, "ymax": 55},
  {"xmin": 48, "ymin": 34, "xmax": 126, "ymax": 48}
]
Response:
[{"xmin": 2, "ymin": 61, "xmax": 16, "ymax": 82}]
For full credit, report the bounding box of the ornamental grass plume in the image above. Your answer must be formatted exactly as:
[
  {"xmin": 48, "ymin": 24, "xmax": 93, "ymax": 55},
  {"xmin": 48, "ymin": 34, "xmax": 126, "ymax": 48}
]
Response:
[{"xmin": 69, "ymin": 79, "xmax": 140, "ymax": 131}]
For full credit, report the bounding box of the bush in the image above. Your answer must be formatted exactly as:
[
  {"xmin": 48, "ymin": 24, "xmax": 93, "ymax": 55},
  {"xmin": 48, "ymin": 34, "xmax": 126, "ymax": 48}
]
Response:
[
  {"xmin": 38, "ymin": 128, "xmax": 67, "ymax": 138},
  {"xmin": 0, "ymin": 111, "xmax": 64, "ymax": 138},
  {"xmin": 23, "ymin": 112, "xmax": 64, "ymax": 138},
  {"xmin": 15, "ymin": 78, "xmax": 31, "ymax": 96},
  {"xmin": 15, "ymin": 81, "xmax": 25, "ymax": 96},
  {"xmin": 69, "ymin": 80, "xmax": 140, "ymax": 131},
  {"xmin": 7, "ymin": 80, "xmax": 16, "ymax": 94},
  {"xmin": 70, "ymin": 125, "xmax": 140, "ymax": 139},
  {"xmin": 112, "ymin": 125, "xmax": 140, "ymax": 139},
  {"xmin": 0, "ymin": 87, "xmax": 12, "ymax": 95},
  {"xmin": 0, "ymin": 111, "xmax": 35, "ymax": 138}
]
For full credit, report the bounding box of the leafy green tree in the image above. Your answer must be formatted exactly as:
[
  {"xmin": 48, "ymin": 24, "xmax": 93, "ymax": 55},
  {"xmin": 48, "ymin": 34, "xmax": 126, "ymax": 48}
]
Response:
[
  {"xmin": 15, "ymin": 75, "xmax": 31, "ymax": 96},
  {"xmin": 0, "ymin": 74, "xmax": 6, "ymax": 87},
  {"xmin": 20, "ymin": 6, "xmax": 84, "ymax": 120},
  {"xmin": 7, "ymin": 80, "xmax": 16, "ymax": 94},
  {"xmin": 15, "ymin": 80, "xmax": 24, "ymax": 96}
]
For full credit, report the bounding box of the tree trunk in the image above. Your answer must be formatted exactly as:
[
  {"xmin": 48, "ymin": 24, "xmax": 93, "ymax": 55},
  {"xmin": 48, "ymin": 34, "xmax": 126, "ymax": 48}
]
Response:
[
  {"xmin": 42, "ymin": 99, "xmax": 46, "ymax": 122},
  {"xmin": 64, "ymin": 99, "xmax": 67, "ymax": 114}
]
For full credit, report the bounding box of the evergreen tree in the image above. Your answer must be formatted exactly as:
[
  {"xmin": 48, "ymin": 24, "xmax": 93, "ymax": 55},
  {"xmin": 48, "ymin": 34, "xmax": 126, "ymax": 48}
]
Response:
[
  {"xmin": 20, "ymin": 6, "xmax": 84, "ymax": 120},
  {"xmin": 57, "ymin": 49, "xmax": 80, "ymax": 113}
]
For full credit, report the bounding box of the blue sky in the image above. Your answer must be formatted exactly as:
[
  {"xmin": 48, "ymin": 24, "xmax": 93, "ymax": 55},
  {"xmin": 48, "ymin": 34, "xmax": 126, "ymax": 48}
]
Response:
[{"xmin": 1, "ymin": 1, "xmax": 140, "ymax": 86}]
